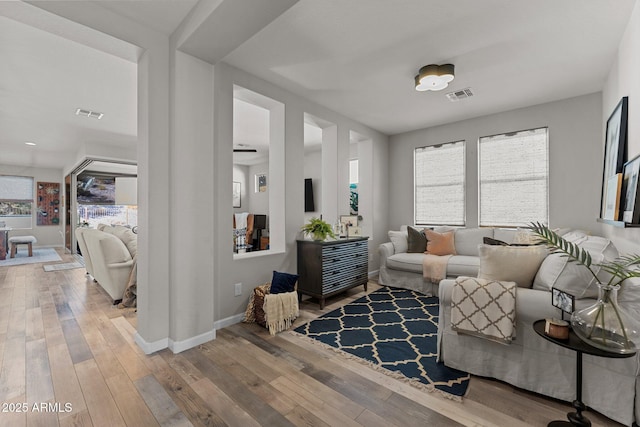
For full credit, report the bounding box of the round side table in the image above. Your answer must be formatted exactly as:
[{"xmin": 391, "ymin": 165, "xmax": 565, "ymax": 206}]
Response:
[{"xmin": 533, "ymin": 319, "xmax": 636, "ymax": 427}]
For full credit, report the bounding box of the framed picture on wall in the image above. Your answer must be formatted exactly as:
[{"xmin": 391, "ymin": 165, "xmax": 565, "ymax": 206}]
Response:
[
  {"xmin": 256, "ymin": 174, "xmax": 267, "ymax": 192},
  {"xmin": 621, "ymin": 155, "xmax": 640, "ymax": 224},
  {"xmin": 600, "ymin": 96, "xmax": 628, "ymax": 219},
  {"xmin": 232, "ymin": 181, "xmax": 241, "ymax": 208}
]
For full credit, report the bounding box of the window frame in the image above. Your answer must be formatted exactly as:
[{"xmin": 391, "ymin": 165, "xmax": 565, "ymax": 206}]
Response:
[{"xmin": 0, "ymin": 175, "xmax": 34, "ymax": 229}]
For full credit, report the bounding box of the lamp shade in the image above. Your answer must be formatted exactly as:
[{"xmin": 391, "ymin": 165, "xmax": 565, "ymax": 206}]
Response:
[
  {"xmin": 115, "ymin": 177, "xmax": 137, "ymax": 205},
  {"xmin": 415, "ymin": 64, "xmax": 455, "ymax": 91}
]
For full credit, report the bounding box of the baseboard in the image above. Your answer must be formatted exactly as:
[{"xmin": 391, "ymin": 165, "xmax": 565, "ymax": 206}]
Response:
[
  {"xmin": 169, "ymin": 329, "xmax": 216, "ymax": 354},
  {"xmin": 368, "ymin": 269, "xmax": 379, "ymax": 278},
  {"xmin": 214, "ymin": 312, "xmax": 244, "ymax": 330},
  {"xmin": 134, "ymin": 332, "xmax": 169, "ymax": 355}
]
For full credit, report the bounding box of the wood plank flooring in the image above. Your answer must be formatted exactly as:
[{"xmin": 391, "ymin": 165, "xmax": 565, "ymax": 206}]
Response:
[{"xmin": 0, "ymin": 249, "xmax": 624, "ymax": 426}]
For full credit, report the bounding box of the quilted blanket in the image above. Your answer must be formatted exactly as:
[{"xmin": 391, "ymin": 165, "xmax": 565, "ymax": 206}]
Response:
[{"xmin": 451, "ymin": 276, "xmax": 517, "ymax": 344}]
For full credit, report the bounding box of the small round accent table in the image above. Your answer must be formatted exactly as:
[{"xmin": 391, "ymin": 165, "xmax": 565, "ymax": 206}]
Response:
[{"xmin": 533, "ymin": 319, "xmax": 636, "ymax": 427}]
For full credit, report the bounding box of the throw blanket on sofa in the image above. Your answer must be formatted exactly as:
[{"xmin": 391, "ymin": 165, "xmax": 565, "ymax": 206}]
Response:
[
  {"xmin": 422, "ymin": 254, "xmax": 451, "ymax": 283},
  {"xmin": 451, "ymin": 276, "xmax": 517, "ymax": 344},
  {"xmin": 264, "ymin": 291, "xmax": 299, "ymax": 336}
]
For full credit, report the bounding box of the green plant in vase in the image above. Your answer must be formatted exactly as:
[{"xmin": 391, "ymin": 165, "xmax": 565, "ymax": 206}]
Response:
[
  {"xmin": 301, "ymin": 217, "xmax": 336, "ymax": 241},
  {"xmin": 530, "ymin": 222, "xmax": 640, "ymax": 353}
]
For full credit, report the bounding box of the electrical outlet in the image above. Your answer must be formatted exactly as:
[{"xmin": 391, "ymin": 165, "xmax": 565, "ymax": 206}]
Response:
[{"xmin": 234, "ymin": 283, "xmax": 242, "ymax": 297}]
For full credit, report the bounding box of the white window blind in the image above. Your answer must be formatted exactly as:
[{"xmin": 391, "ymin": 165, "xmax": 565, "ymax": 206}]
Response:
[
  {"xmin": 479, "ymin": 127, "xmax": 549, "ymax": 227},
  {"xmin": 414, "ymin": 141, "xmax": 465, "ymax": 225},
  {"xmin": 0, "ymin": 176, "xmax": 33, "ymax": 201}
]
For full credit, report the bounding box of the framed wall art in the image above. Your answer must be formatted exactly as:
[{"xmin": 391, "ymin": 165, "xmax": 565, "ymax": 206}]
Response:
[
  {"xmin": 600, "ymin": 96, "xmax": 628, "ymax": 219},
  {"xmin": 37, "ymin": 181, "xmax": 60, "ymax": 226},
  {"xmin": 233, "ymin": 181, "xmax": 241, "ymax": 208},
  {"xmin": 621, "ymin": 155, "xmax": 640, "ymax": 224}
]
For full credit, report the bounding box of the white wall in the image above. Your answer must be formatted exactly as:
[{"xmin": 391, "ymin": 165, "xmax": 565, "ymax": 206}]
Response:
[
  {"xmin": 248, "ymin": 161, "xmax": 269, "ymax": 216},
  {"xmin": 0, "ymin": 164, "xmax": 64, "ymax": 247},
  {"xmin": 214, "ymin": 62, "xmax": 389, "ymax": 321},
  {"xmin": 232, "ymin": 164, "xmax": 249, "ymax": 213},
  {"xmin": 389, "ymin": 93, "xmax": 603, "ymax": 232},
  {"xmin": 602, "ymin": 0, "xmax": 640, "ymax": 255}
]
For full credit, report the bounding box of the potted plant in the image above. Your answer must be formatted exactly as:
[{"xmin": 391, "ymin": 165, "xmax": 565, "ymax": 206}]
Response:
[
  {"xmin": 529, "ymin": 222, "xmax": 640, "ymax": 353},
  {"xmin": 301, "ymin": 217, "xmax": 336, "ymax": 241}
]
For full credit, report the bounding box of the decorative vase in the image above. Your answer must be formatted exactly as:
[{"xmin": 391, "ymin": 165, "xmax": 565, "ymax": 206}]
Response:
[{"xmin": 571, "ymin": 283, "xmax": 640, "ymax": 354}]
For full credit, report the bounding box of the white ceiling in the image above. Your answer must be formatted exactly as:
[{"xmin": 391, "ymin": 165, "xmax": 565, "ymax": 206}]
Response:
[
  {"xmin": 0, "ymin": 0, "xmax": 636, "ymax": 170},
  {"xmin": 223, "ymin": 0, "xmax": 637, "ymax": 135}
]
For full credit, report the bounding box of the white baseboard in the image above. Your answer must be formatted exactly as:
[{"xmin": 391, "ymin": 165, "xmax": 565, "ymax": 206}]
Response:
[
  {"xmin": 368, "ymin": 270, "xmax": 379, "ymax": 278},
  {"xmin": 214, "ymin": 313, "xmax": 244, "ymax": 330},
  {"xmin": 169, "ymin": 329, "xmax": 216, "ymax": 354},
  {"xmin": 134, "ymin": 332, "xmax": 169, "ymax": 355}
]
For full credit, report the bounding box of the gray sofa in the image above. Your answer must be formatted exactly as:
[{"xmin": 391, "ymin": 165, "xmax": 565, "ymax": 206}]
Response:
[{"xmin": 379, "ymin": 226, "xmax": 640, "ymax": 426}]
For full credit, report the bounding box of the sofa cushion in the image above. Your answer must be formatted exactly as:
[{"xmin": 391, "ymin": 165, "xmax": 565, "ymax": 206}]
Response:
[
  {"xmin": 98, "ymin": 232, "xmax": 132, "ymax": 264},
  {"xmin": 454, "ymin": 228, "xmax": 494, "ymax": 256},
  {"xmin": 270, "ymin": 271, "xmax": 299, "ymax": 294},
  {"xmin": 110, "ymin": 226, "xmax": 138, "ymax": 258},
  {"xmin": 407, "ymin": 226, "xmax": 427, "ymax": 253},
  {"xmin": 388, "ymin": 230, "xmax": 408, "ymax": 254},
  {"xmin": 425, "ymin": 229, "xmax": 456, "ymax": 256},
  {"xmin": 478, "ymin": 244, "xmax": 548, "ymax": 288},
  {"xmin": 386, "ymin": 253, "xmax": 425, "ymax": 273},
  {"xmin": 493, "ymin": 228, "xmax": 518, "ymax": 244},
  {"xmin": 447, "ymin": 255, "xmax": 481, "ymax": 277},
  {"xmin": 533, "ymin": 235, "xmax": 618, "ymax": 299}
]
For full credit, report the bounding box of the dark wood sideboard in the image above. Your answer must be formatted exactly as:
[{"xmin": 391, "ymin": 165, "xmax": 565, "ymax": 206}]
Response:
[{"xmin": 296, "ymin": 237, "xmax": 369, "ymax": 309}]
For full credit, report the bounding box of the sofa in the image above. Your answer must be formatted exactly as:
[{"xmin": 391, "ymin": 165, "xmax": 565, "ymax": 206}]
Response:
[
  {"xmin": 76, "ymin": 225, "xmax": 137, "ymax": 303},
  {"xmin": 379, "ymin": 226, "xmax": 640, "ymax": 426}
]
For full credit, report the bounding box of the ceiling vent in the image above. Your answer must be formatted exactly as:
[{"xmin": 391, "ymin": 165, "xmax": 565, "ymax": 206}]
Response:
[
  {"xmin": 75, "ymin": 108, "xmax": 104, "ymax": 120},
  {"xmin": 445, "ymin": 87, "xmax": 474, "ymax": 102}
]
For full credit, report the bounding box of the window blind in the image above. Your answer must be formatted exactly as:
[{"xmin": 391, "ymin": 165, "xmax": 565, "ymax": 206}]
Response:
[
  {"xmin": 0, "ymin": 176, "xmax": 33, "ymax": 201},
  {"xmin": 414, "ymin": 141, "xmax": 465, "ymax": 225},
  {"xmin": 479, "ymin": 127, "xmax": 549, "ymax": 227}
]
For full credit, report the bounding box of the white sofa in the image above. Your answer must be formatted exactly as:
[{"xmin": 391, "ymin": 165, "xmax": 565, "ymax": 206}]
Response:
[
  {"xmin": 76, "ymin": 225, "xmax": 137, "ymax": 303},
  {"xmin": 379, "ymin": 226, "xmax": 640, "ymax": 426}
]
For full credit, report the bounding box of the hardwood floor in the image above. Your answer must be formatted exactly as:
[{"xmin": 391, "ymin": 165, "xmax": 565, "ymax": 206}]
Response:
[{"xmin": 0, "ymin": 249, "xmax": 624, "ymax": 426}]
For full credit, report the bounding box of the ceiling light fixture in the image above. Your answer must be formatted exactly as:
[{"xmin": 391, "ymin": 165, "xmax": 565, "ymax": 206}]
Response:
[
  {"xmin": 25, "ymin": 141, "xmax": 37, "ymax": 146},
  {"xmin": 415, "ymin": 64, "xmax": 455, "ymax": 91},
  {"xmin": 75, "ymin": 108, "xmax": 104, "ymax": 120}
]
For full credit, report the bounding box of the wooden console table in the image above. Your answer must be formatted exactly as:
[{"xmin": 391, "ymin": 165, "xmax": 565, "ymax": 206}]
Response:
[{"xmin": 297, "ymin": 237, "xmax": 369, "ymax": 309}]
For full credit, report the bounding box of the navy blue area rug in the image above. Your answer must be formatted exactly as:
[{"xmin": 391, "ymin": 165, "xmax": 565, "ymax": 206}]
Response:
[{"xmin": 293, "ymin": 286, "xmax": 470, "ymax": 399}]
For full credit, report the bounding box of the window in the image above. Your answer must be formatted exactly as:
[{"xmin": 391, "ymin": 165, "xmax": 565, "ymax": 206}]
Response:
[
  {"xmin": 479, "ymin": 127, "xmax": 549, "ymax": 227},
  {"xmin": 414, "ymin": 141, "xmax": 465, "ymax": 225},
  {"xmin": 0, "ymin": 175, "xmax": 34, "ymax": 229}
]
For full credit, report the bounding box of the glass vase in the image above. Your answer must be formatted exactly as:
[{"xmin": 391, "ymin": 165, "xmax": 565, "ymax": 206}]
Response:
[{"xmin": 571, "ymin": 283, "xmax": 640, "ymax": 354}]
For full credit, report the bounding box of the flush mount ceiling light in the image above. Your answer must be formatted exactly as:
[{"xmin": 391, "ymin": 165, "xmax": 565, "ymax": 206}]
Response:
[
  {"xmin": 75, "ymin": 108, "xmax": 104, "ymax": 120},
  {"xmin": 24, "ymin": 141, "xmax": 37, "ymax": 146},
  {"xmin": 415, "ymin": 64, "xmax": 455, "ymax": 91}
]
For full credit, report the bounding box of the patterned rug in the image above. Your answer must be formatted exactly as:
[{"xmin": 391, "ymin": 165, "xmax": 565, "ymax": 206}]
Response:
[
  {"xmin": 0, "ymin": 248, "xmax": 62, "ymax": 267},
  {"xmin": 293, "ymin": 286, "xmax": 470, "ymax": 399}
]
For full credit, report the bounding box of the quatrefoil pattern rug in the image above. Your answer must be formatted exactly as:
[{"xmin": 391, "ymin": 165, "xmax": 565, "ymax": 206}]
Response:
[{"xmin": 293, "ymin": 286, "xmax": 470, "ymax": 398}]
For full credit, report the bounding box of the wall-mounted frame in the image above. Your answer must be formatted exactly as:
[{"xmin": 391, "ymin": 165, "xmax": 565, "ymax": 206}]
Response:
[
  {"xmin": 37, "ymin": 181, "xmax": 60, "ymax": 226},
  {"xmin": 621, "ymin": 154, "xmax": 640, "ymax": 224},
  {"xmin": 232, "ymin": 181, "xmax": 241, "ymax": 208},
  {"xmin": 256, "ymin": 174, "xmax": 267, "ymax": 192},
  {"xmin": 600, "ymin": 96, "xmax": 628, "ymax": 219}
]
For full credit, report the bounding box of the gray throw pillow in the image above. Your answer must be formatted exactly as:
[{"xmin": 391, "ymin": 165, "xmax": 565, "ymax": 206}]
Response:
[{"xmin": 407, "ymin": 226, "xmax": 427, "ymax": 253}]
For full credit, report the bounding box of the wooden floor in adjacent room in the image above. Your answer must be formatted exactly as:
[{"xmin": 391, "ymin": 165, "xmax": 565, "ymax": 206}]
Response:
[{"xmin": 0, "ymin": 249, "xmax": 624, "ymax": 426}]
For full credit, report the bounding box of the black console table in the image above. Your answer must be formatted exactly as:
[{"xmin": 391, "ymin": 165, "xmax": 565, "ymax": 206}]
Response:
[
  {"xmin": 533, "ymin": 319, "xmax": 636, "ymax": 426},
  {"xmin": 297, "ymin": 237, "xmax": 368, "ymax": 309}
]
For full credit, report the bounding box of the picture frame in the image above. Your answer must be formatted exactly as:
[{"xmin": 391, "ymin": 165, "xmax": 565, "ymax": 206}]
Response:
[
  {"xmin": 600, "ymin": 97, "xmax": 628, "ymax": 219},
  {"xmin": 256, "ymin": 174, "xmax": 267, "ymax": 192},
  {"xmin": 232, "ymin": 181, "xmax": 241, "ymax": 208},
  {"xmin": 339, "ymin": 215, "xmax": 358, "ymax": 237},
  {"xmin": 551, "ymin": 287, "xmax": 575, "ymax": 315},
  {"xmin": 603, "ymin": 173, "xmax": 622, "ymax": 221},
  {"xmin": 621, "ymin": 155, "xmax": 640, "ymax": 224}
]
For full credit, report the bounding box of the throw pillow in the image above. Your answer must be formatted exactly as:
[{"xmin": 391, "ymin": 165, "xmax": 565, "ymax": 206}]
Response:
[
  {"xmin": 477, "ymin": 244, "xmax": 548, "ymax": 288},
  {"xmin": 407, "ymin": 226, "xmax": 427, "ymax": 253},
  {"xmin": 270, "ymin": 271, "xmax": 299, "ymax": 294},
  {"xmin": 483, "ymin": 237, "xmax": 509, "ymax": 246},
  {"xmin": 388, "ymin": 230, "xmax": 408, "ymax": 254},
  {"xmin": 424, "ymin": 229, "xmax": 456, "ymax": 256}
]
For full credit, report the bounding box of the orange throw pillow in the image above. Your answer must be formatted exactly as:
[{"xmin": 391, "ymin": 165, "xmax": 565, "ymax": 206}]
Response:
[{"xmin": 424, "ymin": 229, "xmax": 456, "ymax": 256}]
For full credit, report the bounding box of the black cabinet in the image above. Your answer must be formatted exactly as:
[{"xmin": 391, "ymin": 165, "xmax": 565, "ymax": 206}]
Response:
[{"xmin": 297, "ymin": 237, "xmax": 369, "ymax": 309}]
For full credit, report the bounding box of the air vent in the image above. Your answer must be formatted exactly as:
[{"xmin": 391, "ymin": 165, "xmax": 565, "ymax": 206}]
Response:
[
  {"xmin": 446, "ymin": 87, "xmax": 474, "ymax": 102},
  {"xmin": 75, "ymin": 108, "xmax": 104, "ymax": 119}
]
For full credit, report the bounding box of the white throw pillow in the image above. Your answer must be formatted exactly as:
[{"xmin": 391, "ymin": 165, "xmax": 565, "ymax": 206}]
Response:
[
  {"xmin": 478, "ymin": 244, "xmax": 548, "ymax": 288},
  {"xmin": 388, "ymin": 230, "xmax": 408, "ymax": 254}
]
